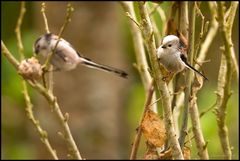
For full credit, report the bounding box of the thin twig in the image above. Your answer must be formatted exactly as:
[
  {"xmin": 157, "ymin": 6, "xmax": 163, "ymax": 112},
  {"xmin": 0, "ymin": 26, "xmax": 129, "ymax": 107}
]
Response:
[
  {"xmin": 196, "ymin": 2, "xmax": 219, "ymax": 69},
  {"xmin": 15, "ymin": 1, "xmax": 26, "ymax": 60},
  {"xmin": 125, "ymin": 12, "xmax": 142, "ymax": 30},
  {"xmin": 147, "ymin": 3, "xmax": 162, "ymax": 46},
  {"xmin": 226, "ymin": 2, "xmax": 239, "ymax": 80},
  {"xmin": 130, "ymin": 80, "xmax": 155, "ymax": 159},
  {"xmin": 40, "ymin": 3, "xmax": 53, "ymax": 92},
  {"xmin": 43, "ymin": 3, "xmax": 74, "ymax": 69},
  {"xmin": 41, "ymin": 2, "xmax": 50, "ymax": 34},
  {"xmin": 199, "ymin": 102, "xmax": 216, "ymax": 118},
  {"xmin": 186, "ymin": 2, "xmax": 209, "ymax": 159},
  {"xmin": 1, "ymin": 41, "xmax": 20, "ymax": 68},
  {"xmin": 15, "ymin": 2, "xmax": 58, "ymax": 159},
  {"xmin": 23, "ymin": 82, "xmax": 58, "ymax": 159},
  {"xmin": 149, "ymin": 3, "xmax": 160, "ymax": 16},
  {"xmin": 195, "ymin": 2, "xmax": 205, "ymax": 58},
  {"xmin": 189, "ymin": 78, "xmax": 209, "ymax": 159},
  {"xmin": 41, "ymin": 3, "xmax": 74, "ymax": 94}
]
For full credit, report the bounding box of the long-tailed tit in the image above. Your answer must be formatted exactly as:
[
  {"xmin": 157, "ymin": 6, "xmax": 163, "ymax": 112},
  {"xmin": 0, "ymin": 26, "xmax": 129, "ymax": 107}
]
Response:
[
  {"xmin": 157, "ymin": 35, "xmax": 208, "ymax": 80},
  {"xmin": 33, "ymin": 33, "xmax": 128, "ymax": 78}
]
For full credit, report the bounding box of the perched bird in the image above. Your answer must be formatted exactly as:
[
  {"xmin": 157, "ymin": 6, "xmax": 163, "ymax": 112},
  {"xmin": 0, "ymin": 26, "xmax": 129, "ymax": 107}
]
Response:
[
  {"xmin": 157, "ymin": 35, "xmax": 208, "ymax": 80},
  {"xmin": 34, "ymin": 33, "xmax": 128, "ymax": 78}
]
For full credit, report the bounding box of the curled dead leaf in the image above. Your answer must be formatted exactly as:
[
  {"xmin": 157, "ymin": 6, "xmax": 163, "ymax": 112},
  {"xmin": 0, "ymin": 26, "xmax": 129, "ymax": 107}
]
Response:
[{"xmin": 141, "ymin": 110, "xmax": 166, "ymax": 147}]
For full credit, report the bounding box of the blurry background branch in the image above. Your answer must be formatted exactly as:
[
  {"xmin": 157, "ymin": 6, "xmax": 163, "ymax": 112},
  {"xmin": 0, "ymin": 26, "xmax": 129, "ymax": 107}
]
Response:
[
  {"xmin": 214, "ymin": 1, "xmax": 238, "ymax": 160},
  {"xmin": 120, "ymin": 2, "xmax": 157, "ymax": 113},
  {"xmin": 172, "ymin": 1, "xmax": 189, "ymax": 138},
  {"xmin": 178, "ymin": 1, "xmax": 196, "ymax": 149},
  {"xmin": 225, "ymin": 2, "xmax": 239, "ymax": 80},
  {"xmin": 120, "ymin": 2, "xmax": 158, "ymax": 159},
  {"xmin": 187, "ymin": 2, "xmax": 213, "ymax": 159}
]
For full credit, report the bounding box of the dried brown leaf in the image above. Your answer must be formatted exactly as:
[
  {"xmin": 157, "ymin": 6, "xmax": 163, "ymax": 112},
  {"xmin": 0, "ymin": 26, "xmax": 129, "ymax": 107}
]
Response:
[
  {"xmin": 183, "ymin": 147, "xmax": 191, "ymax": 160},
  {"xmin": 141, "ymin": 110, "xmax": 166, "ymax": 147}
]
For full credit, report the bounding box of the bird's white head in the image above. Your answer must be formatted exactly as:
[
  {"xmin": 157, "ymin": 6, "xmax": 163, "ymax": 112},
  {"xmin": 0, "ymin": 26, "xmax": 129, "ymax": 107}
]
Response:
[
  {"xmin": 161, "ymin": 35, "xmax": 179, "ymax": 49},
  {"xmin": 162, "ymin": 35, "xmax": 179, "ymax": 44},
  {"xmin": 157, "ymin": 35, "xmax": 181, "ymax": 59}
]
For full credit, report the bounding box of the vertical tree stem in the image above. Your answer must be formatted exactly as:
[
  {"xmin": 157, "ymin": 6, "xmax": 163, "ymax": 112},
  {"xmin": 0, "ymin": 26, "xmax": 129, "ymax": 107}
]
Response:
[
  {"xmin": 179, "ymin": 1, "xmax": 196, "ymax": 148},
  {"xmin": 13, "ymin": 2, "xmax": 59, "ymax": 159},
  {"xmin": 120, "ymin": 2, "xmax": 158, "ymax": 113},
  {"xmin": 215, "ymin": 1, "xmax": 238, "ymax": 159},
  {"xmin": 137, "ymin": 2, "xmax": 183, "ymax": 159},
  {"xmin": 172, "ymin": 1, "xmax": 189, "ymax": 136},
  {"xmin": 129, "ymin": 80, "xmax": 155, "ymax": 159}
]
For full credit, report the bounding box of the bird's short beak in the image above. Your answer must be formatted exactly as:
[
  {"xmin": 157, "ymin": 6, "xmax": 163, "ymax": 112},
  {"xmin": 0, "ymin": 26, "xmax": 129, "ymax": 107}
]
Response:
[{"xmin": 161, "ymin": 45, "xmax": 166, "ymax": 49}]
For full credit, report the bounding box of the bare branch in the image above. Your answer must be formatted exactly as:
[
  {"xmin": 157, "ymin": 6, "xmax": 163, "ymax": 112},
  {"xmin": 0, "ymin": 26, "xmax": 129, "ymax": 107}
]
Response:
[
  {"xmin": 137, "ymin": 2, "xmax": 183, "ymax": 159},
  {"xmin": 214, "ymin": 1, "xmax": 237, "ymax": 159},
  {"xmin": 43, "ymin": 3, "xmax": 74, "ymax": 69},
  {"xmin": 196, "ymin": 2, "xmax": 219, "ymax": 69},
  {"xmin": 189, "ymin": 78, "xmax": 209, "ymax": 159},
  {"xmin": 23, "ymin": 82, "xmax": 58, "ymax": 159},
  {"xmin": 226, "ymin": 2, "xmax": 239, "ymax": 80},
  {"xmin": 40, "ymin": 2, "xmax": 53, "ymax": 91},
  {"xmin": 120, "ymin": 1, "xmax": 158, "ymax": 113},
  {"xmin": 15, "ymin": 2, "xmax": 58, "ymax": 159},
  {"xmin": 41, "ymin": 2, "xmax": 50, "ymax": 34},
  {"xmin": 147, "ymin": 4, "xmax": 161, "ymax": 46},
  {"xmin": 125, "ymin": 11, "xmax": 142, "ymax": 29},
  {"xmin": 1, "ymin": 41, "xmax": 20, "ymax": 68},
  {"xmin": 179, "ymin": 1, "xmax": 196, "ymax": 149},
  {"xmin": 172, "ymin": 1, "xmax": 189, "ymax": 138},
  {"xmin": 15, "ymin": 1, "xmax": 26, "ymax": 60}
]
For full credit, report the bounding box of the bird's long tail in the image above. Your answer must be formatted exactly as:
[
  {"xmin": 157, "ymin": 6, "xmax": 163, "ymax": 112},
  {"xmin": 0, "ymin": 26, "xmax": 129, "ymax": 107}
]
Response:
[
  {"xmin": 78, "ymin": 57, "xmax": 128, "ymax": 78},
  {"xmin": 184, "ymin": 62, "xmax": 208, "ymax": 80}
]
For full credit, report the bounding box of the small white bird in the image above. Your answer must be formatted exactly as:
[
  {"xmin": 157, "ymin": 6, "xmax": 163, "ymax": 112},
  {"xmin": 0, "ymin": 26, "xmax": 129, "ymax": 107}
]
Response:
[
  {"xmin": 157, "ymin": 35, "xmax": 208, "ymax": 80},
  {"xmin": 34, "ymin": 33, "xmax": 128, "ymax": 78}
]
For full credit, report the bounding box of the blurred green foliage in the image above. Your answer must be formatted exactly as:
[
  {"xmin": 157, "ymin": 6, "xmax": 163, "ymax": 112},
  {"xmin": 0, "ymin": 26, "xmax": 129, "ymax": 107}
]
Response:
[{"xmin": 1, "ymin": 2, "xmax": 40, "ymax": 159}]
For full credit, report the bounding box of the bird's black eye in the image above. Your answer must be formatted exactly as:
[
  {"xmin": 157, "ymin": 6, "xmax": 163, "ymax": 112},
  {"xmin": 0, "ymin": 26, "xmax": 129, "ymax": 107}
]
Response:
[
  {"xmin": 168, "ymin": 44, "xmax": 172, "ymax": 47},
  {"xmin": 35, "ymin": 44, "xmax": 40, "ymax": 54}
]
